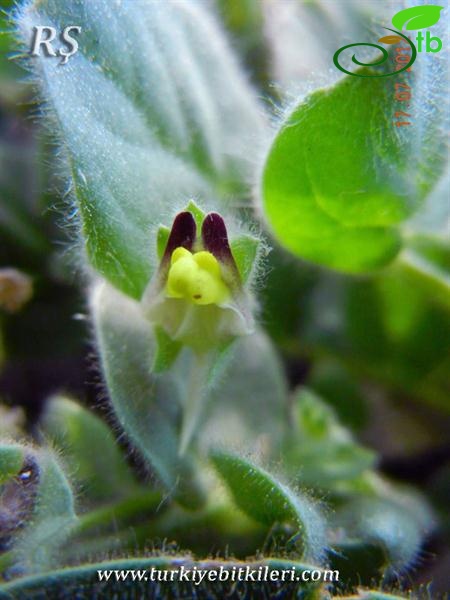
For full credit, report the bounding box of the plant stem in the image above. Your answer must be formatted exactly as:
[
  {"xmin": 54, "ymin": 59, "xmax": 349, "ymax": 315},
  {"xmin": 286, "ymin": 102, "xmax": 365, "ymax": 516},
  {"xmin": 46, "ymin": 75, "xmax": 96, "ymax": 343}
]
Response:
[{"xmin": 178, "ymin": 352, "xmax": 210, "ymax": 456}]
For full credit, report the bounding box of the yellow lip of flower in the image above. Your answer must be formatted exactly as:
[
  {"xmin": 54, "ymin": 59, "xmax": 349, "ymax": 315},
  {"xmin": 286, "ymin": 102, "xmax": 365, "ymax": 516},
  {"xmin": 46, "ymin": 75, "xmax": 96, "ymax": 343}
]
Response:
[{"xmin": 166, "ymin": 247, "xmax": 230, "ymax": 306}]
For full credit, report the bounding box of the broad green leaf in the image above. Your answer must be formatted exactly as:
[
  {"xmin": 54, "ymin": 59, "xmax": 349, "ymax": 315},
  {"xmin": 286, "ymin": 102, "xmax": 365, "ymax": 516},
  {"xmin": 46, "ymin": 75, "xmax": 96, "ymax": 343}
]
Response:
[
  {"xmin": 262, "ymin": 0, "xmax": 382, "ymax": 90},
  {"xmin": 407, "ymin": 169, "xmax": 450, "ymax": 236},
  {"xmin": 90, "ymin": 281, "xmax": 205, "ymax": 509},
  {"xmin": 17, "ymin": 0, "xmax": 265, "ymax": 299},
  {"xmin": 210, "ymin": 450, "xmax": 327, "ymax": 562},
  {"xmin": 392, "ymin": 5, "xmax": 443, "ymax": 31},
  {"xmin": 261, "ymin": 68, "xmax": 445, "ymax": 273},
  {"xmin": 41, "ymin": 396, "xmax": 138, "ymax": 503}
]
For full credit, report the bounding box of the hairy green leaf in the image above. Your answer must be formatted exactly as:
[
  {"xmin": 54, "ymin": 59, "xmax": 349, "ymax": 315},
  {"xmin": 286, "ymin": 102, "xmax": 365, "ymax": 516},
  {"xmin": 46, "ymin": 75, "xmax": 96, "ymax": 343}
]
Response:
[
  {"xmin": 261, "ymin": 67, "xmax": 446, "ymax": 272},
  {"xmin": 17, "ymin": 0, "xmax": 264, "ymax": 299},
  {"xmin": 335, "ymin": 495, "xmax": 433, "ymax": 572},
  {"xmin": 41, "ymin": 396, "xmax": 138, "ymax": 503},
  {"xmin": 210, "ymin": 450, "xmax": 327, "ymax": 562}
]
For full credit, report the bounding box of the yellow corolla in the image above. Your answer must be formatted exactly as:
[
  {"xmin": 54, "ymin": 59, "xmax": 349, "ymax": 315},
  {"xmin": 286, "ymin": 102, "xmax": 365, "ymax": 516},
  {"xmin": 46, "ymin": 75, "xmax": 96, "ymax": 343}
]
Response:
[{"xmin": 166, "ymin": 247, "xmax": 230, "ymax": 306}]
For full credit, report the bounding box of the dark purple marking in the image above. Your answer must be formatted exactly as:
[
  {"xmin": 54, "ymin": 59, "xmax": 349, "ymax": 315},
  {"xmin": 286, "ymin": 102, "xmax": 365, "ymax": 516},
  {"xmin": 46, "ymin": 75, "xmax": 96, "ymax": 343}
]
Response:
[
  {"xmin": 161, "ymin": 212, "xmax": 196, "ymax": 266},
  {"xmin": 201, "ymin": 213, "xmax": 235, "ymax": 265}
]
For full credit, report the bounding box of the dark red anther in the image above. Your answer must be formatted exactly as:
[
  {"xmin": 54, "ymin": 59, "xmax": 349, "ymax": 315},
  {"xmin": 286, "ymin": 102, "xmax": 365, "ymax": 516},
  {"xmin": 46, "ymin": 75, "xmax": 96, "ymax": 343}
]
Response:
[
  {"xmin": 161, "ymin": 212, "xmax": 196, "ymax": 267},
  {"xmin": 202, "ymin": 213, "xmax": 234, "ymax": 263}
]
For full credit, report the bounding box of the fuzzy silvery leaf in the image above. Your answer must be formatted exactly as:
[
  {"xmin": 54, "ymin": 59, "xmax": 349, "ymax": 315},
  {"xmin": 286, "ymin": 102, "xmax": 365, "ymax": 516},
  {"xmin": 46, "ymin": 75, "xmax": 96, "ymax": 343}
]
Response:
[
  {"xmin": 17, "ymin": 0, "xmax": 265, "ymax": 299},
  {"xmin": 41, "ymin": 396, "xmax": 138, "ymax": 503},
  {"xmin": 90, "ymin": 281, "xmax": 205, "ymax": 509},
  {"xmin": 201, "ymin": 330, "xmax": 288, "ymax": 455},
  {"xmin": 335, "ymin": 494, "xmax": 433, "ymax": 573}
]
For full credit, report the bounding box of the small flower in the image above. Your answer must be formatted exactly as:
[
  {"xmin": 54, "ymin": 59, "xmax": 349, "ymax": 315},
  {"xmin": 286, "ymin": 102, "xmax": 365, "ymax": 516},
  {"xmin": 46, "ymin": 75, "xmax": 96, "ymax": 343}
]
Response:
[
  {"xmin": 142, "ymin": 208, "xmax": 254, "ymax": 353},
  {"xmin": 166, "ymin": 247, "xmax": 230, "ymax": 306}
]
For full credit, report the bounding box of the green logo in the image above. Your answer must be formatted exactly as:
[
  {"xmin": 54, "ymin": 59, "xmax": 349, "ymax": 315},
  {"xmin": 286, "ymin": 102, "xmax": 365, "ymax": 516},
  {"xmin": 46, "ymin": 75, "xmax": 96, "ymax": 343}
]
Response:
[{"xmin": 333, "ymin": 5, "xmax": 443, "ymax": 78}]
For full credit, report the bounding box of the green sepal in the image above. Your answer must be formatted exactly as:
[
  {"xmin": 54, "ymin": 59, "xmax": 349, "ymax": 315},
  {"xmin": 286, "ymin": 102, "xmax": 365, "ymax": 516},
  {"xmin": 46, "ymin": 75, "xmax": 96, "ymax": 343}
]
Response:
[
  {"xmin": 156, "ymin": 226, "xmax": 170, "ymax": 260},
  {"xmin": 185, "ymin": 200, "xmax": 206, "ymax": 233},
  {"xmin": 230, "ymin": 234, "xmax": 260, "ymax": 283}
]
